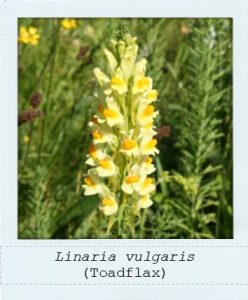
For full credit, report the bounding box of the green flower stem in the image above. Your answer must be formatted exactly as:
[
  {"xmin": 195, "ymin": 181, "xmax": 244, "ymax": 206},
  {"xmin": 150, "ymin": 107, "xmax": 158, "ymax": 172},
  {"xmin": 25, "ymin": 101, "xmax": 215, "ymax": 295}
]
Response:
[{"xmin": 38, "ymin": 20, "xmax": 61, "ymax": 163}]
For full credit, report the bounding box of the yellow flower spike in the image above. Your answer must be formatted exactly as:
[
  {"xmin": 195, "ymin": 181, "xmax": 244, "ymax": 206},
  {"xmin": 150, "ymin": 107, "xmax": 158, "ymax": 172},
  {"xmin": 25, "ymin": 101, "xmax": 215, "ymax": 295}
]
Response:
[
  {"xmin": 83, "ymin": 33, "xmax": 159, "ymax": 222},
  {"xmin": 61, "ymin": 18, "xmax": 77, "ymax": 30}
]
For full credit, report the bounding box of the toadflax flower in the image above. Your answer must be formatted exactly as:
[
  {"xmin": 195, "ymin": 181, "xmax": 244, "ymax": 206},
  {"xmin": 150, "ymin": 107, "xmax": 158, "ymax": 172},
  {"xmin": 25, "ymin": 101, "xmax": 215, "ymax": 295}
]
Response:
[
  {"xmin": 83, "ymin": 33, "xmax": 159, "ymax": 219},
  {"xmin": 18, "ymin": 26, "xmax": 40, "ymax": 45}
]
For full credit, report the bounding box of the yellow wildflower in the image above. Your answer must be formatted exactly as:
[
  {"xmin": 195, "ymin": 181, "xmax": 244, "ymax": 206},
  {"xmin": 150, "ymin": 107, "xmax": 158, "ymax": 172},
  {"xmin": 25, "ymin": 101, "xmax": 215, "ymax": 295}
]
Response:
[
  {"xmin": 99, "ymin": 195, "xmax": 118, "ymax": 216},
  {"xmin": 83, "ymin": 34, "xmax": 159, "ymax": 217},
  {"xmin": 61, "ymin": 18, "xmax": 77, "ymax": 30},
  {"xmin": 82, "ymin": 169, "xmax": 106, "ymax": 196},
  {"xmin": 138, "ymin": 195, "xmax": 153, "ymax": 209},
  {"xmin": 18, "ymin": 26, "xmax": 40, "ymax": 45}
]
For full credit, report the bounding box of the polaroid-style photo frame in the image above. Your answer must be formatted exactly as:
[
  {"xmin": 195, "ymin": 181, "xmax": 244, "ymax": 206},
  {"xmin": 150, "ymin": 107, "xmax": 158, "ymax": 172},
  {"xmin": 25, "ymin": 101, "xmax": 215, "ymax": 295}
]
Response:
[{"xmin": 1, "ymin": 0, "xmax": 248, "ymax": 299}]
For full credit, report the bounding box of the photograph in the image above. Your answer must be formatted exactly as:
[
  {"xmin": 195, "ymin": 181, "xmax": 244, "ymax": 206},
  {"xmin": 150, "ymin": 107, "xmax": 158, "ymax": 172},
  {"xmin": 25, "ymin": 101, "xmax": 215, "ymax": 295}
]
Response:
[{"xmin": 18, "ymin": 18, "xmax": 233, "ymax": 239}]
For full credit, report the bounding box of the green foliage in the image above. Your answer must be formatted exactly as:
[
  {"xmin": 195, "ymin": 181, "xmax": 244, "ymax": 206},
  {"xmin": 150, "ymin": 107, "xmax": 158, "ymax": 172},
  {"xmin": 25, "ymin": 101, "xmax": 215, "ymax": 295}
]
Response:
[{"xmin": 18, "ymin": 18, "xmax": 232, "ymax": 239}]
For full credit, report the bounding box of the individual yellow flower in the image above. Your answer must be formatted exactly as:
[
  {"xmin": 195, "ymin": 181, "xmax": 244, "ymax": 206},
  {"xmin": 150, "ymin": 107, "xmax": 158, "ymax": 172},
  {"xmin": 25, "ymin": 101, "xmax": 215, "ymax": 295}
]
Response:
[
  {"xmin": 138, "ymin": 195, "xmax": 153, "ymax": 209},
  {"xmin": 85, "ymin": 144, "xmax": 105, "ymax": 166},
  {"xmin": 140, "ymin": 156, "xmax": 156, "ymax": 175},
  {"xmin": 99, "ymin": 194, "xmax": 118, "ymax": 216},
  {"xmin": 140, "ymin": 136, "xmax": 159, "ymax": 156},
  {"xmin": 139, "ymin": 122, "xmax": 157, "ymax": 137},
  {"xmin": 137, "ymin": 104, "xmax": 159, "ymax": 126},
  {"xmin": 147, "ymin": 89, "xmax": 158, "ymax": 102},
  {"xmin": 18, "ymin": 26, "xmax": 40, "ymax": 45},
  {"xmin": 121, "ymin": 165, "xmax": 141, "ymax": 194},
  {"xmin": 133, "ymin": 77, "xmax": 152, "ymax": 94},
  {"xmin": 120, "ymin": 139, "xmax": 139, "ymax": 157},
  {"xmin": 61, "ymin": 18, "xmax": 77, "ymax": 30},
  {"xmin": 110, "ymin": 75, "xmax": 128, "ymax": 94},
  {"xmin": 136, "ymin": 177, "xmax": 156, "ymax": 196},
  {"xmin": 102, "ymin": 97, "xmax": 124, "ymax": 127},
  {"xmin": 91, "ymin": 126, "xmax": 117, "ymax": 146},
  {"xmin": 82, "ymin": 169, "xmax": 106, "ymax": 196},
  {"xmin": 96, "ymin": 157, "xmax": 118, "ymax": 177}
]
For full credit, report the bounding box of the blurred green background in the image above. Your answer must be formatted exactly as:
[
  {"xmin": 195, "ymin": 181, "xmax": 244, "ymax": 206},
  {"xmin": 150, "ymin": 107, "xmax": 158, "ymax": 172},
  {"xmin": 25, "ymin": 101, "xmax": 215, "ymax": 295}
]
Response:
[{"xmin": 18, "ymin": 18, "xmax": 232, "ymax": 239}]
